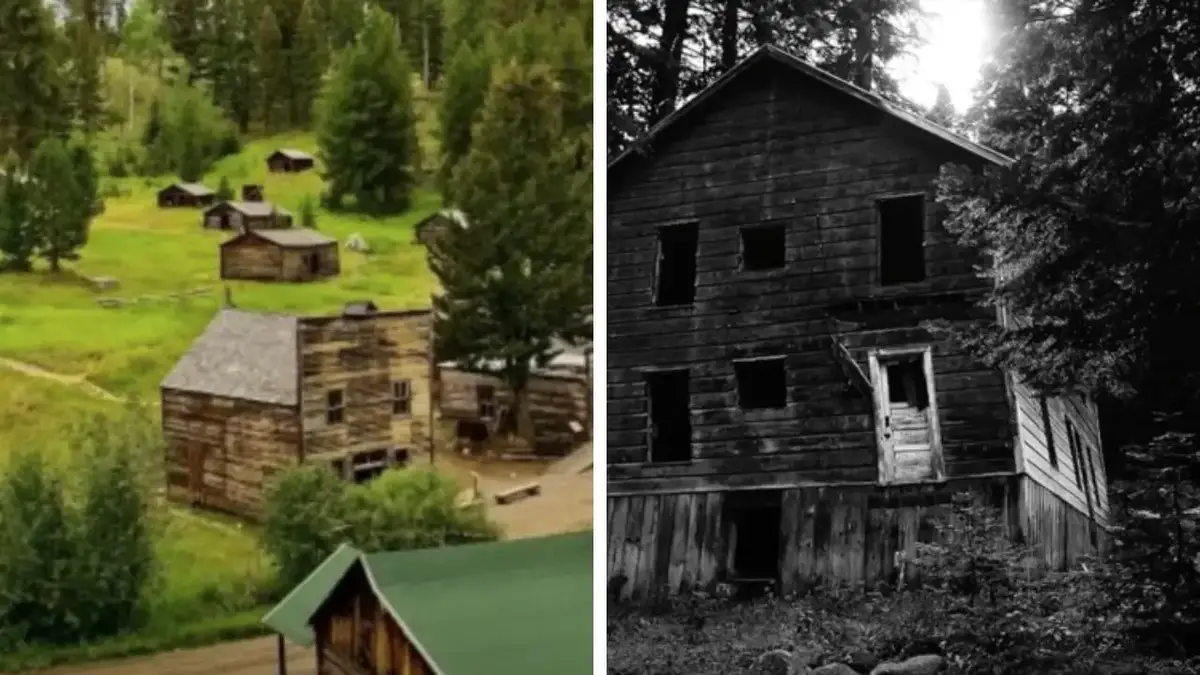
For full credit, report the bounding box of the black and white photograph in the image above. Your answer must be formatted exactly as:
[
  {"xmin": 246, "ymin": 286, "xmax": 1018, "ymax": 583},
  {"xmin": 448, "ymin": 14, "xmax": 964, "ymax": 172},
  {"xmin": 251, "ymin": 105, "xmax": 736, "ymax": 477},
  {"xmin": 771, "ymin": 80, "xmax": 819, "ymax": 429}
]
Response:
[{"xmin": 606, "ymin": 2, "xmax": 1200, "ymax": 674}]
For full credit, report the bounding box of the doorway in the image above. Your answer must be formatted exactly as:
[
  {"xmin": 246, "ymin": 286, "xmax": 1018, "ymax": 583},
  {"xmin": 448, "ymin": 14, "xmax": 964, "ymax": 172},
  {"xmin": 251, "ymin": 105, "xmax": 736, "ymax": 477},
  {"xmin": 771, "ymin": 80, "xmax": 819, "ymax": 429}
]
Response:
[
  {"xmin": 645, "ymin": 369, "xmax": 691, "ymax": 463},
  {"xmin": 306, "ymin": 252, "xmax": 321, "ymax": 276},
  {"xmin": 725, "ymin": 490, "xmax": 784, "ymax": 581}
]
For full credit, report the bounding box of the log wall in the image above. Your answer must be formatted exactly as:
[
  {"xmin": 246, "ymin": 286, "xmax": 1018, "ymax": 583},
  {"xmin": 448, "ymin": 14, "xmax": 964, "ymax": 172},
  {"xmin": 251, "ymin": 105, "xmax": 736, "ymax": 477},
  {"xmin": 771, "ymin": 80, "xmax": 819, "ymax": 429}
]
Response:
[
  {"xmin": 161, "ymin": 388, "xmax": 301, "ymax": 520},
  {"xmin": 220, "ymin": 238, "xmax": 283, "ymax": 280},
  {"xmin": 298, "ymin": 310, "xmax": 433, "ymax": 464},
  {"xmin": 280, "ymin": 244, "xmax": 340, "ymax": 281}
]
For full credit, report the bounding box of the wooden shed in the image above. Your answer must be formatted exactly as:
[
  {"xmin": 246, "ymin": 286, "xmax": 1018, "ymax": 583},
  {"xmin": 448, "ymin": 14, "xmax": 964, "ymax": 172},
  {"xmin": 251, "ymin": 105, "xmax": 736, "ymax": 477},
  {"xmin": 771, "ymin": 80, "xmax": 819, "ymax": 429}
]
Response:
[
  {"xmin": 160, "ymin": 304, "xmax": 435, "ymax": 520},
  {"xmin": 606, "ymin": 45, "xmax": 1111, "ymax": 600},
  {"xmin": 436, "ymin": 343, "xmax": 591, "ymax": 457},
  {"xmin": 158, "ymin": 182, "xmax": 216, "ymax": 208},
  {"xmin": 413, "ymin": 209, "xmax": 468, "ymax": 247},
  {"xmin": 203, "ymin": 200, "xmax": 293, "ymax": 231},
  {"xmin": 261, "ymin": 531, "xmax": 591, "ymax": 675},
  {"xmin": 220, "ymin": 228, "xmax": 340, "ymax": 282},
  {"xmin": 267, "ymin": 149, "xmax": 315, "ymax": 173}
]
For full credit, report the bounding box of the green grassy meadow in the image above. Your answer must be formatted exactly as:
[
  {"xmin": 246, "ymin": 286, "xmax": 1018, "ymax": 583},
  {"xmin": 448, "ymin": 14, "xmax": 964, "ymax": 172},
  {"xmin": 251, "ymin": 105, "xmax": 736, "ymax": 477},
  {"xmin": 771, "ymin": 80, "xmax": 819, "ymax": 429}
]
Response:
[{"xmin": 0, "ymin": 130, "xmax": 443, "ymax": 663}]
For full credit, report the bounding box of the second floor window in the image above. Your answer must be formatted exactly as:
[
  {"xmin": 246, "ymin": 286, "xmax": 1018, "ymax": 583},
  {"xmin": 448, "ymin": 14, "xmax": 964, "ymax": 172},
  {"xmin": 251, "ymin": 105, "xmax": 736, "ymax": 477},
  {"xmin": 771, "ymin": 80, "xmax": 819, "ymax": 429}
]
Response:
[
  {"xmin": 477, "ymin": 385, "xmax": 496, "ymax": 420},
  {"xmin": 877, "ymin": 194, "xmax": 926, "ymax": 285},
  {"xmin": 740, "ymin": 224, "xmax": 786, "ymax": 271},
  {"xmin": 326, "ymin": 389, "xmax": 345, "ymax": 425},
  {"xmin": 392, "ymin": 380, "xmax": 411, "ymax": 417},
  {"xmin": 654, "ymin": 222, "xmax": 699, "ymax": 306}
]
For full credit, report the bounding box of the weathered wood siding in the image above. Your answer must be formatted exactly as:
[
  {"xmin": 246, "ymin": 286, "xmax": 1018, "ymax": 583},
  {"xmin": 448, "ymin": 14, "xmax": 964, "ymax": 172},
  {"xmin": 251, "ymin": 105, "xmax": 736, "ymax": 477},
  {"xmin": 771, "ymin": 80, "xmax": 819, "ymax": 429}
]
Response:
[
  {"xmin": 280, "ymin": 244, "xmax": 340, "ymax": 281},
  {"xmin": 608, "ymin": 59, "xmax": 1008, "ymax": 488},
  {"xmin": 161, "ymin": 388, "xmax": 300, "ymax": 520},
  {"xmin": 1018, "ymin": 475, "xmax": 1105, "ymax": 569},
  {"xmin": 1011, "ymin": 381, "xmax": 1108, "ymax": 520},
  {"xmin": 438, "ymin": 368, "xmax": 588, "ymax": 455},
  {"xmin": 607, "ymin": 476, "xmax": 1020, "ymax": 600},
  {"xmin": 298, "ymin": 310, "xmax": 433, "ymax": 462},
  {"xmin": 314, "ymin": 566, "xmax": 433, "ymax": 675},
  {"xmin": 220, "ymin": 238, "xmax": 284, "ymax": 280}
]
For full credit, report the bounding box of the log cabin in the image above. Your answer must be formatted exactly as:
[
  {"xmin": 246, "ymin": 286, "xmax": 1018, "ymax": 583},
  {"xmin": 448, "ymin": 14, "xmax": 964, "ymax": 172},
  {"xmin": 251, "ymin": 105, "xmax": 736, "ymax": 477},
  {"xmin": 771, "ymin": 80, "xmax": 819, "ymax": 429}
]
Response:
[
  {"xmin": 158, "ymin": 182, "xmax": 216, "ymax": 208},
  {"xmin": 606, "ymin": 45, "xmax": 1110, "ymax": 601},
  {"xmin": 413, "ymin": 209, "xmax": 467, "ymax": 247},
  {"xmin": 261, "ymin": 531, "xmax": 591, "ymax": 675},
  {"xmin": 220, "ymin": 228, "xmax": 340, "ymax": 282},
  {"xmin": 435, "ymin": 343, "xmax": 592, "ymax": 457},
  {"xmin": 160, "ymin": 302, "xmax": 434, "ymax": 520},
  {"xmin": 268, "ymin": 148, "xmax": 316, "ymax": 173},
  {"xmin": 204, "ymin": 200, "xmax": 295, "ymax": 231}
]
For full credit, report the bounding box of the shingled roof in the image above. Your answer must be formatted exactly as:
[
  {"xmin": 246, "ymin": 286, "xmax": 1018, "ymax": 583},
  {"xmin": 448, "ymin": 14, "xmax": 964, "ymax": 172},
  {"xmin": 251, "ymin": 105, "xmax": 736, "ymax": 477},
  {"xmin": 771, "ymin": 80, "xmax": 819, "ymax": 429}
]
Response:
[
  {"xmin": 224, "ymin": 228, "xmax": 335, "ymax": 248},
  {"xmin": 162, "ymin": 182, "xmax": 214, "ymax": 196},
  {"xmin": 161, "ymin": 309, "xmax": 299, "ymax": 404},
  {"xmin": 609, "ymin": 44, "xmax": 1014, "ymax": 174}
]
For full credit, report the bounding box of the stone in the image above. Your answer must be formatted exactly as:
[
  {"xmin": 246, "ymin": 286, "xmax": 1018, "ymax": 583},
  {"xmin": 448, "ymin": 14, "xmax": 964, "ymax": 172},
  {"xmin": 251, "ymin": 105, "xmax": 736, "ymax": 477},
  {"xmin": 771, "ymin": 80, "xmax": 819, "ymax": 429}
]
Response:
[
  {"xmin": 869, "ymin": 655, "xmax": 943, "ymax": 675},
  {"xmin": 759, "ymin": 649, "xmax": 793, "ymax": 675},
  {"xmin": 791, "ymin": 649, "xmax": 820, "ymax": 668},
  {"xmin": 346, "ymin": 233, "xmax": 370, "ymax": 252},
  {"xmin": 844, "ymin": 649, "xmax": 879, "ymax": 674},
  {"xmin": 96, "ymin": 297, "xmax": 124, "ymax": 308},
  {"xmin": 813, "ymin": 663, "xmax": 860, "ymax": 675},
  {"xmin": 88, "ymin": 276, "xmax": 119, "ymax": 291}
]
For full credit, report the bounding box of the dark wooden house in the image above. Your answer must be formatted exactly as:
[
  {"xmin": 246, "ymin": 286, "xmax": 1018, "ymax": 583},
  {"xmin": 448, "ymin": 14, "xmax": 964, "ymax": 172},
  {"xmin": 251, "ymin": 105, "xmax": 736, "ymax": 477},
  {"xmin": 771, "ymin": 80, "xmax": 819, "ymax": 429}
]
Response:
[
  {"xmin": 606, "ymin": 45, "xmax": 1110, "ymax": 601},
  {"xmin": 220, "ymin": 228, "xmax": 340, "ymax": 282},
  {"xmin": 204, "ymin": 200, "xmax": 294, "ymax": 231},
  {"xmin": 261, "ymin": 531, "xmax": 591, "ymax": 675},
  {"xmin": 436, "ymin": 342, "xmax": 591, "ymax": 457},
  {"xmin": 158, "ymin": 182, "xmax": 216, "ymax": 208},
  {"xmin": 413, "ymin": 209, "xmax": 468, "ymax": 247},
  {"xmin": 267, "ymin": 149, "xmax": 315, "ymax": 173},
  {"xmin": 160, "ymin": 303, "xmax": 434, "ymax": 520},
  {"xmin": 242, "ymin": 184, "xmax": 265, "ymax": 202}
]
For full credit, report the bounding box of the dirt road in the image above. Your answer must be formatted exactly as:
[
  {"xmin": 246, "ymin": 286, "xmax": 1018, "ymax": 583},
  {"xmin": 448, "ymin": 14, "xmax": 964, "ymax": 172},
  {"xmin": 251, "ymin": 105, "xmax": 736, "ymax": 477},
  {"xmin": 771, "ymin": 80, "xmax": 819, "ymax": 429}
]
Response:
[{"xmin": 32, "ymin": 638, "xmax": 312, "ymax": 675}]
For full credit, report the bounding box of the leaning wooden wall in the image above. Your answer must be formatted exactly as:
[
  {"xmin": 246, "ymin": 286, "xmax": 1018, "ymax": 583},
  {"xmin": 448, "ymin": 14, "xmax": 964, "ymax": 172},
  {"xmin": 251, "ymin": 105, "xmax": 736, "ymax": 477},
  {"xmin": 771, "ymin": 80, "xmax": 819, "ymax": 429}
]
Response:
[
  {"xmin": 607, "ymin": 476, "xmax": 1019, "ymax": 602},
  {"xmin": 1019, "ymin": 474, "xmax": 1103, "ymax": 570}
]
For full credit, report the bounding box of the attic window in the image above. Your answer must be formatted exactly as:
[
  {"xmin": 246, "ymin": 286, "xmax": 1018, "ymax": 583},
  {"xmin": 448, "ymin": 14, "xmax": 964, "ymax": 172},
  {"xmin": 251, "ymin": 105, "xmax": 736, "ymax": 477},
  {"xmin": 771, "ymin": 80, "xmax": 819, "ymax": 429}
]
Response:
[
  {"xmin": 878, "ymin": 194, "xmax": 926, "ymax": 285},
  {"xmin": 654, "ymin": 222, "xmax": 699, "ymax": 306},
  {"xmin": 734, "ymin": 357, "xmax": 787, "ymax": 409},
  {"xmin": 740, "ymin": 224, "xmax": 786, "ymax": 271},
  {"xmin": 326, "ymin": 390, "xmax": 344, "ymax": 425}
]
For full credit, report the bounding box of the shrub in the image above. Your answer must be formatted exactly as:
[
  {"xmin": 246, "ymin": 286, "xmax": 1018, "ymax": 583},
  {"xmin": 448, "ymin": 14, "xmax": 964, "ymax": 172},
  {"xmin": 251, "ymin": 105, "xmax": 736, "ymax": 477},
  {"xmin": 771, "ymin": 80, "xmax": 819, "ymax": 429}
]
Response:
[
  {"xmin": 299, "ymin": 195, "xmax": 317, "ymax": 230},
  {"xmin": 262, "ymin": 465, "xmax": 499, "ymax": 590}
]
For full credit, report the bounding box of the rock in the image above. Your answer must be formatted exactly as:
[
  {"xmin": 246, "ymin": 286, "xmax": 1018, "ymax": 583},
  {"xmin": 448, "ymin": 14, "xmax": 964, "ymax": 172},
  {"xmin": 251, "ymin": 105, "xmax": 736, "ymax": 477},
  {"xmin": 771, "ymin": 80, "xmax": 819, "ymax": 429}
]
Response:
[
  {"xmin": 870, "ymin": 655, "xmax": 943, "ymax": 675},
  {"xmin": 88, "ymin": 276, "xmax": 119, "ymax": 291},
  {"xmin": 759, "ymin": 649, "xmax": 793, "ymax": 675},
  {"xmin": 814, "ymin": 663, "xmax": 860, "ymax": 675},
  {"xmin": 844, "ymin": 650, "xmax": 878, "ymax": 674},
  {"xmin": 346, "ymin": 233, "xmax": 370, "ymax": 252},
  {"xmin": 96, "ymin": 297, "xmax": 124, "ymax": 308}
]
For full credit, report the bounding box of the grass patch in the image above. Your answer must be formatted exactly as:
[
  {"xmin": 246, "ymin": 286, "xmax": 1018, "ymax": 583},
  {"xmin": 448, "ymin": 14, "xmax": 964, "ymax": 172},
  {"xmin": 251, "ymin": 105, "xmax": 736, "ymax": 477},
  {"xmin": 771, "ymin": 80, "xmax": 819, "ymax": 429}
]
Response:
[
  {"xmin": 0, "ymin": 606, "xmax": 271, "ymax": 673},
  {"xmin": 0, "ymin": 131, "xmax": 439, "ymax": 399}
]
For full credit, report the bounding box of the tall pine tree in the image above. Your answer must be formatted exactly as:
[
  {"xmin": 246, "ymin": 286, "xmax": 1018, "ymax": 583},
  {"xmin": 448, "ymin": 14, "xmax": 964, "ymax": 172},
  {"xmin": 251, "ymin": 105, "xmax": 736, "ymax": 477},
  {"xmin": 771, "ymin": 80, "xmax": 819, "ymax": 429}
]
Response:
[
  {"xmin": 0, "ymin": 167, "xmax": 37, "ymax": 271},
  {"xmin": 288, "ymin": 0, "xmax": 326, "ymax": 127},
  {"xmin": 316, "ymin": 6, "xmax": 418, "ymax": 213},
  {"xmin": 255, "ymin": 2, "xmax": 288, "ymax": 129},
  {"xmin": 0, "ymin": 0, "xmax": 69, "ymax": 159},
  {"xmin": 28, "ymin": 138, "xmax": 89, "ymax": 273},
  {"xmin": 432, "ymin": 61, "xmax": 591, "ymax": 445},
  {"xmin": 437, "ymin": 41, "xmax": 492, "ymax": 197}
]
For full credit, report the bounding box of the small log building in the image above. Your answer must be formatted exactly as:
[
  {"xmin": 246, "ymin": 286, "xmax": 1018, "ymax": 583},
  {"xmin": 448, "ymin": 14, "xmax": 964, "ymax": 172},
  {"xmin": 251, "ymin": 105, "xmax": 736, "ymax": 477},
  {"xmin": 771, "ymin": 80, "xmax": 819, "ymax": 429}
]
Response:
[
  {"xmin": 267, "ymin": 149, "xmax": 315, "ymax": 173},
  {"xmin": 606, "ymin": 45, "xmax": 1111, "ymax": 601},
  {"xmin": 243, "ymin": 184, "xmax": 265, "ymax": 201},
  {"xmin": 436, "ymin": 343, "xmax": 591, "ymax": 457},
  {"xmin": 220, "ymin": 228, "xmax": 340, "ymax": 282},
  {"xmin": 160, "ymin": 303, "xmax": 434, "ymax": 520},
  {"xmin": 262, "ymin": 531, "xmax": 591, "ymax": 675},
  {"xmin": 204, "ymin": 200, "xmax": 294, "ymax": 232},
  {"xmin": 158, "ymin": 182, "xmax": 216, "ymax": 208},
  {"xmin": 413, "ymin": 209, "xmax": 468, "ymax": 247}
]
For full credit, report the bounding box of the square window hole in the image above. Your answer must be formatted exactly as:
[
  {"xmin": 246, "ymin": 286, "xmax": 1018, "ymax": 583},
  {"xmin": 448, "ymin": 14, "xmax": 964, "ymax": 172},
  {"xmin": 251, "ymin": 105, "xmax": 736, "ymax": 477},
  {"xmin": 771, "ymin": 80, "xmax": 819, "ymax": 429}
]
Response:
[
  {"xmin": 740, "ymin": 225, "xmax": 786, "ymax": 271},
  {"xmin": 734, "ymin": 358, "xmax": 787, "ymax": 409}
]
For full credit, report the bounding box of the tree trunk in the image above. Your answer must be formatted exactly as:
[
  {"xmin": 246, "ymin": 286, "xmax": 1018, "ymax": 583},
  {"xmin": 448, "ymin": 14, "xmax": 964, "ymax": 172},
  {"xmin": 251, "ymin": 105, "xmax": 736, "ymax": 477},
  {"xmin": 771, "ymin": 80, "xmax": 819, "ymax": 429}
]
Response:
[
  {"xmin": 853, "ymin": 0, "xmax": 876, "ymax": 91},
  {"xmin": 422, "ymin": 18, "xmax": 430, "ymax": 88},
  {"xmin": 720, "ymin": 0, "xmax": 741, "ymax": 69},
  {"xmin": 648, "ymin": 0, "xmax": 692, "ymax": 125}
]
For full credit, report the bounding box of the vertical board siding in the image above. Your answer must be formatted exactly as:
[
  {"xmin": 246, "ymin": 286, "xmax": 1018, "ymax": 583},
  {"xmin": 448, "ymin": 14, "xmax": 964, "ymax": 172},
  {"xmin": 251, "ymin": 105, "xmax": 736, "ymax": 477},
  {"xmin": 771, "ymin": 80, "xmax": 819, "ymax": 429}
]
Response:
[
  {"xmin": 1020, "ymin": 475, "xmax": 1101, "ymax": 569},
  {"xmin": 607, "ymin": 477, "xmax": 1020, "ymax": 599}
]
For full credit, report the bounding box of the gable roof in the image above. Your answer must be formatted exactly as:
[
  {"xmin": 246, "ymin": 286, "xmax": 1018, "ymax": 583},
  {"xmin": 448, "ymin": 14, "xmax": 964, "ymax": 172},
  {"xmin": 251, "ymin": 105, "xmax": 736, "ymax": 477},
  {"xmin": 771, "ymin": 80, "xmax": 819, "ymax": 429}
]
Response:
[
  {"xmin": 160, "ymin": 182, "xmax": 214, "ymax": 196},
  {"xmin": 205, "ymin": 200, "xmax": 292, "ymax": 217},
  {"xmin": 160, "ymin": 309, "xmax": 298, "ymax": 404},
  {"xmin": 608, "ymin": 44, "xmax": 1014, "ymax": 174},
  {"xmin": 262, "ymin": 531, "xmax": 592, "ymax": 675},
  {"xmin": 223, "ymin": 228, "xmax": 335, "ymax": 248},
  {"xmin": 269, "ymin": 148, "xmax": 313, "ymax": 161}
]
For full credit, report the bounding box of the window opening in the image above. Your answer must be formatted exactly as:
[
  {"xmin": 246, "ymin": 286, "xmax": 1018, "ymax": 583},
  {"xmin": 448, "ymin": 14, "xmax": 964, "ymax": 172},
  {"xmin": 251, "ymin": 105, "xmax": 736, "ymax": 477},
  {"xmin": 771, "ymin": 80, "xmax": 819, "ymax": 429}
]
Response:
[
  {"xmin": 646, "ymin": 369, "xmax": 691, "ymax": 463},
  {"xmin": 655, "ymin": 223, "xmax": 699, "ymax": 306},
  {"xmin": 878, "ymin": 194, "xmax": 926, "ymax": 285},
  {"xmin": 734, "ymin": 358, "xmax": 787, "ymax": 409},
  {"xmin": 740, "ymin": 224, "xmax": 786, "ymax": 271}
]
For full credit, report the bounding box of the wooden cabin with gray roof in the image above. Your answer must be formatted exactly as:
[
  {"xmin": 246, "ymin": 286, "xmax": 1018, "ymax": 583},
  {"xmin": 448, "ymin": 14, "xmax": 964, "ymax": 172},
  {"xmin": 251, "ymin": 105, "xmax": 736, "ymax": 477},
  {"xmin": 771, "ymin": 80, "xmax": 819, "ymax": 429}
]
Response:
[
  {"xmin": 219, "ymin": 228, "xmax": 340, "ymax": 282},
  {"xmin": 203, "ymin": 200, "xmax": 293, "ymax": 232},
  {"xmin": 158, "ymin": 182, "xmax": 216, "ymax": 208},
  {"xmin": 160, "ymin": 303, "xmax": 434, "ymax": 520},
  {"xmin": 606, "ymin": 45, "xmax": 1109, "ymax": 600}
]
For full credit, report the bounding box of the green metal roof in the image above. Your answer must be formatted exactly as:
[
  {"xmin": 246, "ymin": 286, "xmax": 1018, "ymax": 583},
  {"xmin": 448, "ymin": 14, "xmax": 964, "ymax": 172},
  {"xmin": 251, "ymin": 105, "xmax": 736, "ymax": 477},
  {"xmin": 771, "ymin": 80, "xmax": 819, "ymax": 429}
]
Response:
[{"xmin": 262, "ymin": 531, "xmax": 593, "ymax": 675}]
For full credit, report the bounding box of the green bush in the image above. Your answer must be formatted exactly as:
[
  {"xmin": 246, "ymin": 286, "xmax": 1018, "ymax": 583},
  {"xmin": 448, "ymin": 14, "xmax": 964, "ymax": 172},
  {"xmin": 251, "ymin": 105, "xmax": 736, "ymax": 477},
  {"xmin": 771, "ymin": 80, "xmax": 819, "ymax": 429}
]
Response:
[{"xmin": 262, "ymin": 465, "xmax": 499, "ymax": 591}]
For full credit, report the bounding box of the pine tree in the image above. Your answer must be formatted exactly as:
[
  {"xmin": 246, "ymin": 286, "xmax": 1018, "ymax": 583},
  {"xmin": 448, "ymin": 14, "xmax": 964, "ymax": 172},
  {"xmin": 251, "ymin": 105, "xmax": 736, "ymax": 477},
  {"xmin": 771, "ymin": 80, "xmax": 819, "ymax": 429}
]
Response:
[
  {"xmin": 207, "ymin": 0, "xmax": 258, "ymax": 131},
  {"xmin": 926, "ymin": 83, "xmax": 955, "ymax": 128},
  {"xmin": 28, "ymin": 138, "xmax": 88, "ymax": 273},
  {"xmin": 316, "ymin": 6, "xmax": 419, "ymax": 213},
  {"xmin": 216, "ymin": 175, "xmax": 234, "ymax": 200},
  {"xmin": 160, "ymin": 0, "xmax": 210, "ymax": 83},
  {"xmin": 176, "ymin": 103, "xmax": 206, "ymax": 181},
  {"xmin": 255, "ymin": 2, "xmax": 287, "ymax": 129},
  {"xmin": 65, "ymin": 14, "xmax": 107, "ymax": 136},
  {"xmin": 437, "ymin": 41, "xmax": 492, "ymax": 197},
  {"xmin": 72, "ymin": 144, "xmax": 99, "ymax": 220},
  {"xmin": 433, "ymin": 62, "xmax": 591, "ymax": 445},
  {"xmin": 0, "ymin": 0, "xmax": 70, "ymax": 159},
  {"xmin": 0, "ymin": 168, "xmax": 38, "ymax": 271},
  {"xmin": 288, "ymin": 0, "xmax": 326, "ymax": 127},
  {"xmin": 143, "ymin": 97, "xmax": 164, "ymax": 146}
]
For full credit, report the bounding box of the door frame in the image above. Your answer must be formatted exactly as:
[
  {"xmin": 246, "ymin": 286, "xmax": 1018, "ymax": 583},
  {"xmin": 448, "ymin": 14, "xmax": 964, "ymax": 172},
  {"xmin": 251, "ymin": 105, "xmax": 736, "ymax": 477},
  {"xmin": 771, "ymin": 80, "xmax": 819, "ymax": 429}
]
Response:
[{"xmin": 867, "ymin": 346, "xmax": 945, "ymax": 484}]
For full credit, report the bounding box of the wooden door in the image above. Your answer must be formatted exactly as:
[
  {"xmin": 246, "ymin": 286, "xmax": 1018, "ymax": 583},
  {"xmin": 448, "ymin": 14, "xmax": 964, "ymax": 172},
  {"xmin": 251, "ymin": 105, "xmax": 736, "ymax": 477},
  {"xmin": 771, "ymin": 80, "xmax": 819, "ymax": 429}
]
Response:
[{"xmin": 870, "ymin": 350, "xmax": 942, "ymax": 483}]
